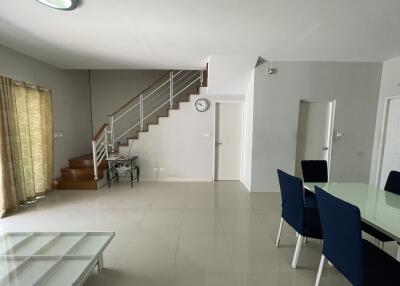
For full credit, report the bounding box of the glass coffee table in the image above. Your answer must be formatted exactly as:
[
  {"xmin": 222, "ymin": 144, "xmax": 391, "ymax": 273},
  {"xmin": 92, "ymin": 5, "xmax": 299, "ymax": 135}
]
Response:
[{"xmin": 0, "ymin": 232, "xmax": 114, "ymax": 286}]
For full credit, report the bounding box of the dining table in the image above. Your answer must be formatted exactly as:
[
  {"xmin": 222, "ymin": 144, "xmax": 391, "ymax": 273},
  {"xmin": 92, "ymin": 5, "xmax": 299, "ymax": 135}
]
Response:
[{"xmin": 304, "ymin": 182, "xmax": 400, "ymax": 245}]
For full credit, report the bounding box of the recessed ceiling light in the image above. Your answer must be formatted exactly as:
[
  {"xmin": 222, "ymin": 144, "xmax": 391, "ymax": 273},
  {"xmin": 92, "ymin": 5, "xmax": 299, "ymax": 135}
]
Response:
[{"xmin": 36, "ymin": 0, "xmax": 79, "ymax": 10}]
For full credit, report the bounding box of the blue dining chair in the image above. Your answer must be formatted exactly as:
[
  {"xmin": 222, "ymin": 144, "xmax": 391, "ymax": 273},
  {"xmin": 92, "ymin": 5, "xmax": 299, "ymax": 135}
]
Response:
[
  {"xmin": 276, "ymin": 169, "xmax": 323, "ymax": 268},
  {"xmin": 301, "ymin": 160, "xmax": 328, "ymax": 209},
  {"xmin": 361, "ymin": 170, "xmax": 400, "ymax": 249},
  {"xmin": 314, "ymin": 186, "xmax": 400, "ymax": 286},
  {"xmin": 384, "ymin": 170, "xmax": 400, "ymax": 194},
  {"xmin": 301, "ymin": 160, "xmax": 328, "ymax": 183}
]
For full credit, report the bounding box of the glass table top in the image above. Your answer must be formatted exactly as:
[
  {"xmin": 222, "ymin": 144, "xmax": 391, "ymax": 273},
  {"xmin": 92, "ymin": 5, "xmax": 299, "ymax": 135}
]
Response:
[
  {"xmin": 304, "ymin": 182, "xmax": 400, "ymax": 241},
  {"xmin": 0, "ymin": 232, "xmax": 114, "ymax": 286}
]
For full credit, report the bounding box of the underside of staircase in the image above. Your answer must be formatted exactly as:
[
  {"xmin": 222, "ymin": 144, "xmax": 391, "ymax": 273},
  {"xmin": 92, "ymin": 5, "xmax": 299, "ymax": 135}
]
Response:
[{"xmin": 53, "ymin": 68, "xmax": 208, "ymax": 190}]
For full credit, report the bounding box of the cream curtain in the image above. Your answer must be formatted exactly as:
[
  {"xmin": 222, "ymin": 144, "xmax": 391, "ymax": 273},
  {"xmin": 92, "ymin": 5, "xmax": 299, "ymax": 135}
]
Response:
[
  {"xmin": 0, "ymin": 76, "xmax": 53, "ymax": 217},
  {"xmin": 0, "ymin": 77, "xmax": 19, "ymax": 217}
]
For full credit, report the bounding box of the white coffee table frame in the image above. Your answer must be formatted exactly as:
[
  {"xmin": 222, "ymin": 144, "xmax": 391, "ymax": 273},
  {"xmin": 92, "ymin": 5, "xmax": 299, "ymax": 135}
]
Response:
[{"xmin": 0, "ymin": 232, "xmax": 114, "ymax": 286}]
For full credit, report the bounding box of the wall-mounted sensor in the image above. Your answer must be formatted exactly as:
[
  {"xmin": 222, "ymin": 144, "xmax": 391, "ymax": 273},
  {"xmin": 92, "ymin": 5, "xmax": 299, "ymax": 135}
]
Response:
[
  {"xmin": 54, "ymin": 131, "xmax": 64, "ymax": 139},
  {"xmin": 335, "ymin": 132, "xmax": 344, "ymax": 139},
  {"xmin": 267, "ymin": 68, "xmax": 278, "ymax": 75}
]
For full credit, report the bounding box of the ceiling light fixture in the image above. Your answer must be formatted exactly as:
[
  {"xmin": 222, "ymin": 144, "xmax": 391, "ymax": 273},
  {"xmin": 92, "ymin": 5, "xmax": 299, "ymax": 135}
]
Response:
[{"xmin": 36, "ymin": 0, "xmax": 79, "ymax": 11}]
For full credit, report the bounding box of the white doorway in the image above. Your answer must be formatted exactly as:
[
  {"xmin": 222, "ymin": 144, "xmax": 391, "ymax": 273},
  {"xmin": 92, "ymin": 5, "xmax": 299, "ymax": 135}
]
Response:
[
  {"xmin": 214, "ymin": 102, "xmax": 243, "ymax": 180},
  {"xmin": 295, "ymin": 100, "xmax": 335, "ymax": 178},
  {"xmin": 377, "ymin": 96, "xmax": 400, "ymax": 189}
]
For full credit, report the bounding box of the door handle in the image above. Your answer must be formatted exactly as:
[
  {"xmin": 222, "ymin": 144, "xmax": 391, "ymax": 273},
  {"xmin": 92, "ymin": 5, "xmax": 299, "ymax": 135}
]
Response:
[
  {"xmin": 322, "ymin": 147, "xmax": 329, "ymax": 151},
  {"xmin": 215, "ymin": 142, "xmax": 222, "ymax": 145}
]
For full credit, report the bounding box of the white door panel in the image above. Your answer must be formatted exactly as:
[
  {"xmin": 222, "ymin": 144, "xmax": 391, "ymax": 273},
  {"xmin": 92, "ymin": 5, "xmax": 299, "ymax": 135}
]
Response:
[
  {"xmin": 380, "ymin": 98, "xmax": 400, "ymax": 189},
  {"xmin": 215, "ymin": 103, "xmax": 242, "ymax": 180},
  {"xmin": 295, "ymin": 101, "xmax": 334, "ymax": 178}
]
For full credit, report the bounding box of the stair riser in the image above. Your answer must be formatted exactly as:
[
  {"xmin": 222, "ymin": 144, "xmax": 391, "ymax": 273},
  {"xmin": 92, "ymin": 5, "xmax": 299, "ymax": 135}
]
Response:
[
  {"xmin": 61, "ymin": 168, "xmax": 105, "ymax": 179},
  {"xmin": 55, "ymin": 180, "xmax": 97, "ymax": 190},
  {"xmin": 54, "ymin": 154, "xmax": 106, "ymax": 190}
]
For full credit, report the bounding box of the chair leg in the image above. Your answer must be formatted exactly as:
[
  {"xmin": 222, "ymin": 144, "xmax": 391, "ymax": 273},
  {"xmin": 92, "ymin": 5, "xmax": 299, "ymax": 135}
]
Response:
[
  {"xmin": 315, "ymin": 255, "xmax": 325, "ymax": 286},
  {"xmin": 292, "ymin": 234, "xmax": 303, "ymax": 269},
  {"xmin": 275, "ymin": 218, "xmax": 284, "ymax": 248},
  {"xmin": 397, "ymin": 245, "xmax": 400, "ymax": 261}
]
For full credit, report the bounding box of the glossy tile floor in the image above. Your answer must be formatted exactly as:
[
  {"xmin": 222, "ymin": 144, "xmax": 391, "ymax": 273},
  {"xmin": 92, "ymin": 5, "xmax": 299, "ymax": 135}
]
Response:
[{"xmin": 1, "ymin": 181, "xmax": 398, "ymax": 285}]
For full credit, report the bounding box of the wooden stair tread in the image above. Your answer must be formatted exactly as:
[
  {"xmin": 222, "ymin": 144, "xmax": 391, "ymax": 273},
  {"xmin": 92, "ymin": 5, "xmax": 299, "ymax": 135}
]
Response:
[
  {"xmin": 68, "ymin": 157, "xmax": 107, "ymax": 168},
  {"xmin": 61, "ymin": 167, "xmax": 99, "ymax": 172},
  {"xmin": 61, "ymin": 166, "xmax": 105, "ymax": 172},
  {"xmin": 69, "ymin": 154, "xmax": 93, "ymax": 160},
  {"xmin": 55, "ymin": 177, "xmax": 97, "ymax": 182}
]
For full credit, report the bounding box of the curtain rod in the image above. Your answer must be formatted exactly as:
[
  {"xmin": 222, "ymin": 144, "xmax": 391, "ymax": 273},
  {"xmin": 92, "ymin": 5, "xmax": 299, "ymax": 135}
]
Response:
[
  {"xmin": 13, "ymin": 81, "xmax": 51, "ymax": 91},
  {"xmin": 0, "ymin": 74, "xmax": 51, "ymax": 91}
]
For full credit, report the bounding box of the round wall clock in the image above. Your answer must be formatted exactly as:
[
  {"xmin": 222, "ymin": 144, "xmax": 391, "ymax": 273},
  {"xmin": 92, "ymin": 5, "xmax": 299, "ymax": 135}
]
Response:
[{"xmin": 194, "ymin": 98, "xmax": 210, "ymax": 112}]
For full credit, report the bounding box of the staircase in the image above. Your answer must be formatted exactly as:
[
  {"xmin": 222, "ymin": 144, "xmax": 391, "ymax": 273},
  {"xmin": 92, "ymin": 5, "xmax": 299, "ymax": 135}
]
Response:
[
  {"xmin": 53, "ymin": 154, "xmax": 107, "ymax": 190},
  {"xmin": 53, "ymin": 68, "xmax": 207, "ymax": 190}
]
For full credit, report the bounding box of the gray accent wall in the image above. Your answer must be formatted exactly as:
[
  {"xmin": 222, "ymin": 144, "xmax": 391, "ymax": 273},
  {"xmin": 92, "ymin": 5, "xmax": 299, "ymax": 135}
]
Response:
[
  {"xmin": 0, "ymin": 44, "xmax": 92, "ymax": 178},
  {"xmin": 251, "ymin": 61, "xmax": 382, "ymax": 191}
]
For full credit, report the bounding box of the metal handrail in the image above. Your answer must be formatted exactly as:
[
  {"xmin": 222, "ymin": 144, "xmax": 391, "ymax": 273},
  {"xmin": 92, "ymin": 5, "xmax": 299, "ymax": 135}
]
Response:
[
  {"xmin": 109, "ymin": 70, "xmax": 171, "ymax": 116},
  {"xmin": 143, "ymin": 73, "xmax": 201, "ymax": 124},
  {"xmin": 93, "ymin": 124, "xmax": 109, "ymax": 140},
  {"xmin": 112, "ymin": 70, "xmax": 201, "ymax": 141},
  {"xmin": 112, "ymin": 71, "xmax": 186, "ymax": 123},
  {"xmin": 112, "ymin": 71, "xmax": 197, "ymax": 127}
]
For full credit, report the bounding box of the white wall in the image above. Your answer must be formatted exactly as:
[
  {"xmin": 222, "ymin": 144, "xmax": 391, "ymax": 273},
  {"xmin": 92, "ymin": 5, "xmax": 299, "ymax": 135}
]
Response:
[
  {"xmin": 370, "ymin": 57, "xmax": 400, "ymax": 185},
  {"xmin": 206, "ymin": 55, "xmax": 257, "ymax": 189},
  {"xmin": 251, "ymin": 61, "xmax": 382, "ymax": 191},
  {"xmin": 118, "ymin": 89, "xmax": 252, "ymax": 181},
  {"xmin": 119, "ymin": 88, "xmax": 215, "ymax": 181},
  {"xmin": 104, "ymin": 61, "xmax": 257, "ymax": 182},
  {"xmin": 0, "ymin": 44, "xmax": 92, "ymax": 178},
  {"xmin": 207, "ymin": 55, "xmax": 257, "ymax": 96},
  {"xmin": 89, "ymin": 70, "xmax": 167, "ymax": 131},
  {"xmin": 241, "ymin": 70, "xmax": 255, "ymax": 190}
]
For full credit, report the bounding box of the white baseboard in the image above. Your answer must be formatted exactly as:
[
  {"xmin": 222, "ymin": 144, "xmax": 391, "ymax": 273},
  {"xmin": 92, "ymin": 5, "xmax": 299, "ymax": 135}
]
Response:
[
  {"xmin": 240, "ymin": 178, "xmax": 251, "ymax": 192},
  {"xmin": 140, "ymin": 177, "xmax": 213, "ymax": 182},
  {"xmin": 96, "ymin": 177, "xmax": 108, "ymax": 189},
  {"xmin": 250, "ymin": 186, "xmax": 280, "ymax": 192}
]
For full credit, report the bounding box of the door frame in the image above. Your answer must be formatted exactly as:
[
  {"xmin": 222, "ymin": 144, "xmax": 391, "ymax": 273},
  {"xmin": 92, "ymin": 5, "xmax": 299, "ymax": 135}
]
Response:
[
  {"xmin": 295, "ymin": 99, "xmax": 336, "ymax": 179},
  {"xmin": 212, "ymin": 100, "xmax": 244, "ymax": 181},
  {"xmin": 374, "ymin": 95, "xmax": 400, "ymax": 188}
]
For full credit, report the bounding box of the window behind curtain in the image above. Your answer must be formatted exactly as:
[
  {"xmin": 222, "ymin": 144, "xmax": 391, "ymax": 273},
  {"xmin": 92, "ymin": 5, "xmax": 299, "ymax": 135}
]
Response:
[{"xmin": 12, "ymin": 83, "xmax": 54, "ymax": 203}]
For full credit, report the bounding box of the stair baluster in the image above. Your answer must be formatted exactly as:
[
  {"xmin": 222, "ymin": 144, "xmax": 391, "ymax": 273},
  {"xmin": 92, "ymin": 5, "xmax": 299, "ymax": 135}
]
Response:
[{"xmin": 169, "ymin": 71, "xmax": 174, "ymax": 108}]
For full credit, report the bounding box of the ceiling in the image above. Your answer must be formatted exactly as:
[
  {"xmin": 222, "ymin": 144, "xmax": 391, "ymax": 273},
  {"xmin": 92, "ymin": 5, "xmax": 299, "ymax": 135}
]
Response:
[{"xmin": 0, "ymin": 0, "xmax": 399, "ymax": 69}]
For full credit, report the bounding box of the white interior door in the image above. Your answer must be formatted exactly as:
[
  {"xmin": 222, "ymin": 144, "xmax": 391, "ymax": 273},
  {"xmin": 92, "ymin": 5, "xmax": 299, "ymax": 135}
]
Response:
[
  {"xmin": 380, "ymin": 97, "xmax": 400, "ymax": 189},
  {"xmin": 295, "ymin": 101, "xmax": 334, "ymax": 178},
  {"xmin": 215, "ymin": 102, "xmax": 242, "ymax": 180}
]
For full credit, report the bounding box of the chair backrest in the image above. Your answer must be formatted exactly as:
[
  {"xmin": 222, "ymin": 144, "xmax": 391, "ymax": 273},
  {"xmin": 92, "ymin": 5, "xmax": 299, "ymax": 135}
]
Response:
[
  {"xmin": 315, "ymin": 186, "xmax": 363, "ymax": 286},
  {"xmin": 276, "ymin": 169, "xmax": 304, "ymax": 233},
  {"xmin": 301, "ymin": 160, "xmax": 328, "ymax": 182},
  {"xmin": 384, "ymin": 170, "xmax": 400, "ymax": 195}
]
